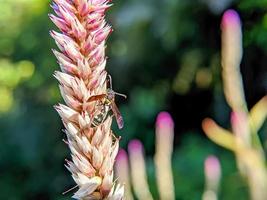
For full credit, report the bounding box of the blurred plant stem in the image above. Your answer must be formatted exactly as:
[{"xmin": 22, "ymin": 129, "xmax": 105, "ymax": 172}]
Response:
[{"xmin": 202, "ymin": 9, "xmax": 267, "ymax": 200}]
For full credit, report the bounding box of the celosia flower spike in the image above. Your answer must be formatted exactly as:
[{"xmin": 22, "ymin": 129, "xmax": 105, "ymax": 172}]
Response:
[{"xmin": 50, "ymin": 0, "xmax": 124, "ymax": 199}]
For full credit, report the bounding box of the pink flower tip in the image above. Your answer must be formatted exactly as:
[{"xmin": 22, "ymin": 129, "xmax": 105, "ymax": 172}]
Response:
[
  {"xmin": 205, "ymin": 155, "xmax": 221, "ymax": 179},
  {"xmin": 128, "ymin": 139, "xmax": 143, "ymax": 152},
  {"xmin": 116, "ymin": 149, "xmax": 128, "ymax": 161},
  {"xmin": 221, "ymin": 9, "xmax": 241, "ymax": 30},
  {"xmin": 156, "ymin": 111, "xmax": 174, "ymax": 129},
  {"xmin": 230, "ymin": 111, "xmax": 247, "ymax": 126}
]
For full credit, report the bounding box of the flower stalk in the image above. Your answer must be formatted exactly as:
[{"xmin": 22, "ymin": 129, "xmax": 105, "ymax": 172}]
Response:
[
  {"xmin": 115, "ymin": 149, "xmax": 134, "ymax": 200},
  {"xmin": 115, "ymin": 112, "xmax": 176, "ymax": 200},
  {"xmin": 128, "ymin": 140, "xmax": 154, "ymax": 200},
  {"xmin": 49, "ymin": 0, "xmax": 124, "ymax": 199},
  {"xmin": 202, "ymin": 9, "xmax": 267, "ymax": 200},
  {"xmin": 154, "ymin": 112, "xmax": 175, "ymax": 200}
]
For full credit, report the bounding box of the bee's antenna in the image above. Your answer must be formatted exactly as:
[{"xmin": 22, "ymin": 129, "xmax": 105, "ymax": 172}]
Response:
[
  {"xmin": 108, "ymin": 74, "xmax": 113, "ymax": 90},
  {"xmin": 107, "ymin": 74, "xmax": 126, "ymax": 98},
  {"xmin": 114, "ymin": 92, "xmax": 127, "ymax": 99}
]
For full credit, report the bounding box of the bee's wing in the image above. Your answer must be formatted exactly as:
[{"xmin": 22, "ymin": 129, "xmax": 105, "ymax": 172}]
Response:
[
  {"xmin": 111, "ymin": 102, "xmax": 124, "ymax": 129},
  {"xmin": 87, "ymin": 94, "xmax": 106, "ymax": 102}
]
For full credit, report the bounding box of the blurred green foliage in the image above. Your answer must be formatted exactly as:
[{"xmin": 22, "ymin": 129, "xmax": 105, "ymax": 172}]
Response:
[{"xmin": 0, "ymin": 0, "xmax": 266, "ymax": 199}]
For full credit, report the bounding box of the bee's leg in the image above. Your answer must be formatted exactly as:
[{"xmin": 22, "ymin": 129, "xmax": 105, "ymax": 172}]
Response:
[
  {"xmin": 62, "ymin": 185, "xmax": 79, "ymax": 195},
  {"xmin": 108, "ymin": 112, "xmax": 115, "ymax": 121}
]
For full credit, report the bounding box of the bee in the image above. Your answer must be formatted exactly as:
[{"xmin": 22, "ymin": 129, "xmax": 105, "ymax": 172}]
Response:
[{"xmin": 87, "ymin": 75, "xmax": 126, "ymax": 129}]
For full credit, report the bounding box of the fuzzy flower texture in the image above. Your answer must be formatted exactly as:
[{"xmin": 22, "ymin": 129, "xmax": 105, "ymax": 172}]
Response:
[{"xmin": 49, "ymin": 0, "xmax": 124, "ymax": 199}]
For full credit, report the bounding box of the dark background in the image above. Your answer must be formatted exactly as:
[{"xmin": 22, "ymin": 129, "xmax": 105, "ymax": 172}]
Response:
[{"xmin": 0, "ymin": 0, "xmax": 266, "ymax": 199}]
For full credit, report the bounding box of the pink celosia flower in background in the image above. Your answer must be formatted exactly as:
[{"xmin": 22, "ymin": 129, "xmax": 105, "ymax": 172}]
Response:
[
  {"xmin": 115, "ymin": 149, "xmax": 134, "ymax": 200},
  {"xmin": 204, "ymin": 156, "xmax": 221, "ymax": 190},
  {"xmin": 203, "ymin": 9, "xmax": 267, "ymax": 200},
  {"xmin": 128, "ymin": 139, "xmax": 153, "ymax": 200},
  {"xmin": 155, "ymin": 112, "xmax": 175, "ymax": 200},
  {"xmin": 114, "ymin": 113, "xmax": 176, "ymax": 200},
  {"xmin": 202, "ymin": 155, "xmax": 221, "ymax": 200},
  {"xmin": 49, "ymin": 0, "xmax": 124, "ymax": 199},
  {"xmin": 221, "ymin": 9, "xmax": 246, "ymax": 112}
]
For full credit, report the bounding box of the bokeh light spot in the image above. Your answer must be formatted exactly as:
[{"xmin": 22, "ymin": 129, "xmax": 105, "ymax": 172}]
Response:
[
  {"xmin": 0, "ymin": 86, "xmax": 13, "ymax": 113},
  {"xmin": 17, "ymin": 60, "xmax": 35, "ymax": 79},
  {"xmin": 111, "ymin": 40, "xmax": 128, "ymax": 57},
  {"xmin": 0, "ymin": 59, "xmax": 20, "ymax": 88},
  {"xmin": 195, "ymin": 68, "xmax": 212, "ymax": 89}
]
